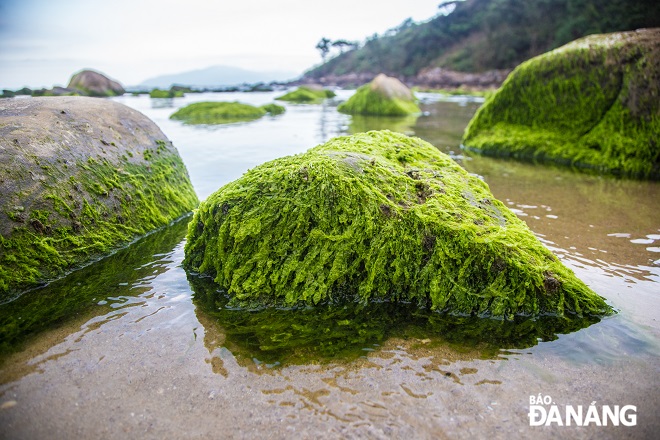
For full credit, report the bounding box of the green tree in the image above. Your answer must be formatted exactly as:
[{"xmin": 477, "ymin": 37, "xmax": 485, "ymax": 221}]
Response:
[{"xmin": 316, "ymin": 37, "xmax": 331, "ymax": 62}]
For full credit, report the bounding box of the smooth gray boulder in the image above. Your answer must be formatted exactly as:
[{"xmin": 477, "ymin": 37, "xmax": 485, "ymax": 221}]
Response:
[{"xmin": 67, "ymin": 69, "xmax": 125, "ymax": 97}]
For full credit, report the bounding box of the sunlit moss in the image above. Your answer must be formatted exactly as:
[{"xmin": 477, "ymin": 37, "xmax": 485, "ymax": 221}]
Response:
[
  {"xmin": 275, "ymin": 86, "xmax": 335, "ymax": 103},
  {"xmin": 170, "ymin": 101, "xmax": 267, "ymax": 125},
  {"xmin": 184, "ymin": 130, "xmax": 611, "ymax": 319},
  {"xmin": 462, "ymin": 29, "xmax": 660, "ymax": 179}
]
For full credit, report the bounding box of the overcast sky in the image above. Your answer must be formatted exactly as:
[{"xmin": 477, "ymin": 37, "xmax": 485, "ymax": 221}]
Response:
[{"xmin": 0, "ymin": 0, "xmax": 442, "ymax": 89}]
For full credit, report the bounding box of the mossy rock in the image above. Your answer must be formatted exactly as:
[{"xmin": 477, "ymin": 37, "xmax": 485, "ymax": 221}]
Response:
[
  {"xmin": 184, "ymin": 130, "xmax": 611, "ymax": 319},
  {"xmin": 150, "ymin": 88, "xmax": 184, "ymax": 99},
  {"xmin": 338, "ymin": 74, "xmax": 421, "ymax": 116},
  {"xmin": 462, "ymin": 28, "xmax": 660, "ymax": 179},
  {"xmin": 67, "ymin": 69, "xmax": 125, "ymax": 97},
  {"xmin": 0, "ymin": 97, "xmax": 199, "ymax": 300},
  {"xmin": 170, "ymin": 101, "xmax": 283, "ymax": 125},
  {"xmin": 275, "ymin": 86, "xmax": 335, "ymax": 103},
  {"xmin": 260, "ymin": 103, "xmax": 286, "ymax": 116}
]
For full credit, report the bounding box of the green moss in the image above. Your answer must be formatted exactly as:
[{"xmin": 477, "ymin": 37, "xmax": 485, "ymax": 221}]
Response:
[
  {"xmin": 0, "ymin": 140, "xmax": 199, "ymax": 300},
  {"xmin": 150, "ymin": 88, "xmax": 184, "ymax": 99},
  {"xmin": 462, "ymin": 29, "xmax": 660, "ymax": 179},
  {"xmin": 338, "ymin": 84, "xmax": 421, "ymax": 116},
  {"xmin": 275, "ymin": 86, "xmax": 335, "ymax": 103},
  {"xmin": 184, "ymin": 130, "xmax": 611, "ymax": 319},
  {"xmin": 260, "ymin": 103, "xmax": 286, "ymax": 116},
  {"xmin": 170, "ymin": 101, "xmax": 267, "ymax": 125}
]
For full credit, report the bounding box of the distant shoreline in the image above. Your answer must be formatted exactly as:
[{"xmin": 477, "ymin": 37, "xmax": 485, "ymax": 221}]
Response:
[{"xmin": 295, "ymin": 68, "xmax": 511, "ymax": 91}]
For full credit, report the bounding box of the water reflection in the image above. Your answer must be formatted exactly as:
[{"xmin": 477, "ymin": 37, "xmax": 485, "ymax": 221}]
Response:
[
  {"xmin": 464, "ymin": 155, "xmax": 660, "ymax": 272},
  {"xmin": 347, "ymin": 114, "xmax": 418, "ymax": 135},
  {"xmin": 150, "ymin": 98, "xmax": 176, "ymax": 108},
  {"xmin": 0, "ymin": 216, "xmax": 191, "ymax": 355},
  {"xmin": 189, "ymin": 273, "xmax": 602, "ymax": 367}
]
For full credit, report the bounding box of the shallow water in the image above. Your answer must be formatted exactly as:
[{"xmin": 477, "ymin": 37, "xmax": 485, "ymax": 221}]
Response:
[{"xmin": 0, "ymin": 90, "xmax": 658, "ymax": 439}]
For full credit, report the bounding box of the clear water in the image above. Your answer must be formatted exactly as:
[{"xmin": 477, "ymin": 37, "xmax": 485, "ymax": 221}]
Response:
[{"xmin": 0, "ymin": 91, "xmax": 658, "ymax": 439}]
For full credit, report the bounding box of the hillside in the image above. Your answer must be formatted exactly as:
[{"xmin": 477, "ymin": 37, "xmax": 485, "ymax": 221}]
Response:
[{"xmin": 303, "ymin": 0, "xmax": 660, "ymax": 86}]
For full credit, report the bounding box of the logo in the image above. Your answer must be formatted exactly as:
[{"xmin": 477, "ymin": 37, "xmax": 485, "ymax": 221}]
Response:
[{"xmin": 528, "ymin": 395, "xmax": 637, "ymax": 427}]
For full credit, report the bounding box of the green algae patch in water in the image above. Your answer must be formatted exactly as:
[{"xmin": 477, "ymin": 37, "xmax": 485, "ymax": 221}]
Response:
[
  {"xmin": 338, "ymin": 74, "xmax": 420, "ymax": 116},
  {"xmin": 462, "ymin": 28, "xmax": 660, "ymax": 179},
  {"xmin": 170, "ymin": 101, "xmax": 277, "ymax": 125},
  {"xmin": 150, "ymin": 88, "xmax": 184, "ymax": 99},
  {"xmin": 184, "ymin": 130, "xmax": 612, "ymax": 320},
  {"xmin": 260, "ymin": 103, "xmax": 286, "ymax": 116},
  {"xmin": 189, "ymin": 273, "xmax": 603, "ymax": 366},
  {"xmin": 275, "ymin": 86, "xmax": 335, "ymax": 103}
]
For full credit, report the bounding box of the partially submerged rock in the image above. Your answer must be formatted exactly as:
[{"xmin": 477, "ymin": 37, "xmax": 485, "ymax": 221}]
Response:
[
  {"xmin": 170, "ymin": 101, "xmax": 284, "ymax": 125},
  {"xmin": 184, "ymin": 130, "xmax": 611, "ymax": 319},
  {"xmin": 338, "ymin": 74, "xmax": 420, "ymax": 116},
  {"xmin": 462, "ymin": 28, "xmax": 660, "ymax": 179},
  {"xmin": 275, "ymin": 86, "xmax": 335, "ymax": 103},
  {"xmin": 260, "ymin": 103, "xmax": 286, "ymax": 116},
  {"xmin": 67, "ymin": 69, "xmax": 125, "ymax": 97},
  {"xmin": 0, "ymin": 97, "xmax": 198, "ymax": 299},
  {"xmin": 150, "ymin": 88, "xmax": 184, "ymax": 99}
]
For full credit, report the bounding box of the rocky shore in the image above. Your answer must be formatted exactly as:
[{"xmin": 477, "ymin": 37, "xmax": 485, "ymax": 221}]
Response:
[{"xmin": 298, "ymin": 68, "xmax": 511, "ymax": 91}]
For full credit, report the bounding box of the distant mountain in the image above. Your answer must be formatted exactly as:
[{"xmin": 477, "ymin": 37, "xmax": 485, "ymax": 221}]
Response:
[{"xmin": 138, "ymin": 65, "xmax": 297, "ymax": 88}]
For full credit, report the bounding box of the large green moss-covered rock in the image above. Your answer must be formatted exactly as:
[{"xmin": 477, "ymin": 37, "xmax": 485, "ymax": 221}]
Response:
[
  {"xmin": 184, "ymin": 130, "xmax": 611, "ymax": 319},
  {"xmin": 462, "ymin": 28, "xmax": 660, "ymax": 179},
  {"xmin": 338, "ymin": 74, "xmax": 421, "ymax": 116},
  {"xmin": 0, "ymin": 97, "xmax": 199, "ymax": 299}
]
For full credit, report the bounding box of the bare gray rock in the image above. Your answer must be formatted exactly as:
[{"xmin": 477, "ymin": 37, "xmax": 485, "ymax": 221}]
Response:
[{"xmin": 67, "ymin": 69, "xmax": 125, "ymax": 97}]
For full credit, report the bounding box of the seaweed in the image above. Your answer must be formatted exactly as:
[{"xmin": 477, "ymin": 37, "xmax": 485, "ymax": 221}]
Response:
[
  {"xmin": 462, "ymin": 29, "xmax": 660, "ymax": 179},
  {"xmin": 275, "ymin": 86, "xmax": 335, "ymax": 103},
  {"xmin": 0, "ymin": 139, "xmax": 198, "ymax": 300},
  {"xmin": 338, "ymin": 76, "xmax": 421, "ymax": 116},
  {"xmin": 260, "ymin": 103, "xmax": 286, "ymax": 116},
  {"xmin": 170, "ymin": 101, "xmax": 267, "ymax": 125},
  {"xmin": 184, "ymin": 130, "xmax": 612, "ymax": 319}
]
